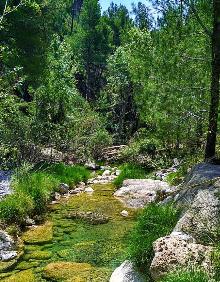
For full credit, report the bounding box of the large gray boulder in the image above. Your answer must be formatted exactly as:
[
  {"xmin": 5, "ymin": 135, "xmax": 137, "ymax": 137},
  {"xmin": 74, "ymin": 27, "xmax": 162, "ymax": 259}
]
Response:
[
  {"xmin": 114, "ymin": 179, "xmax": 174, "ymax": 208},
  {"xmin": 174, "ymin": 189, "xmax": 220, "ymax": 242},
  {"xmin": 150, "ymin": 232, "xmax": 213, "ymax": 281},
  {"xmin": 110, "ymin": 260, "xmax": 145, "ymax": 282},
  {"xmin": 150, "ymin": 163, "xmax": 220, "ymax": 280}
]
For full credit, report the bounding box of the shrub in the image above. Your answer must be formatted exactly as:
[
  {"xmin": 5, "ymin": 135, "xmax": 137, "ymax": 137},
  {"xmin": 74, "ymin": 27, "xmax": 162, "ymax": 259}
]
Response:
[
  {"xmin": 114, "ymin": 163, "xmax": 146, "ymax": 187},
  {"xmin": 14, "ymin": 173, "xmax": 59, "ymax": 214},
  {"xmin": 160, "ymin": 268, "xmax": 209, "ymax": 282},
  {"xmin": 0, "ymin": 192, "xmax": 34, "ymax": 225},
  {"xmin": 127, "ymin": 204, "xmax": 180, "ymax": 273}
]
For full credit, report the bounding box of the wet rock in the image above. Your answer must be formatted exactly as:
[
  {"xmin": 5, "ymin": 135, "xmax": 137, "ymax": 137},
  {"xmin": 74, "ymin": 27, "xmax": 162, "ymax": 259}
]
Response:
[
  {"xmin": 150, "ymin": 232, "xmax": 213, "ymax": 280},
  {"xmin": 66, "ymin": 211, "xmax": 109, "ymax": 225},
  {"xmin": 114, "ymin": 179, "xmax": 172, "ymax": 208},
  {"xmin": 103, "ymin": 170, "xmax": 111, "ymax": 176},
  {"xmin": 59, "ymin": 183, "xmax": 69, "ymax": 195},
  {"xmin": 85, "ymin": 187, "xmax": 94, "ymax": 193},
  {"xmin": 25, "ymin": 217, "xmax": 35, "ymax": 226},
  {"xmin": 110, "ymin": 260, "xmax": 145, "ymax": 282},
  {"xmin": 120, "ymin": 210, "xmax": 129, "ymax": 217},
  {"xmin": 70, "ymin": 188, "xmax": 84, "ymax": 194},
  {"xmin": 85, "ymin": 160, "xmax": 100, "ymax": 170},
  {"xmin": 54, "ymin": 192, "xmax": 61, "ymax": 201}
]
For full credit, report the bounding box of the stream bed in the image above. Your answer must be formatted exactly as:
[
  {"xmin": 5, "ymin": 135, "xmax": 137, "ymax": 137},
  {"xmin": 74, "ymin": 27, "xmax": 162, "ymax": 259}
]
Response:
[{"xmin": 0, "ymin": 183, "xmax": 137, "ymax": 281}]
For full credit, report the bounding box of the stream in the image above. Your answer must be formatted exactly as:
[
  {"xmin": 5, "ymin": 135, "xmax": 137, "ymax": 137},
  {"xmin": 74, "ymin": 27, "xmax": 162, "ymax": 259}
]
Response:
[
  {"xmin": 0, "ymin": 183, "xmax": 137, "ymax": 281},
  {"xmin": 0, "ymin": 171, "xmax": 12, "ymax": 199}
]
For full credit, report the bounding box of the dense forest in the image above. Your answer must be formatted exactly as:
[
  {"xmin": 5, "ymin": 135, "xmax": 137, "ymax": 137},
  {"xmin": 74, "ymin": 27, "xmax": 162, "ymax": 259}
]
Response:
[
  {"xmin": 0, "ymin": 1, "xmax": 220, "ymax": 282},
  {"xmin": 0, "ymin": 0, "xmax": 218, "ymax": 168}
]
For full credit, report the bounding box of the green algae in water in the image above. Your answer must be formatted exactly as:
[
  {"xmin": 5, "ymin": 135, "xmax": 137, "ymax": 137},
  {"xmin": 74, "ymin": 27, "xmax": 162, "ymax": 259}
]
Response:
[{"xmin": 1, "ymin": 183, "xmax": 137, "ymax": 281}]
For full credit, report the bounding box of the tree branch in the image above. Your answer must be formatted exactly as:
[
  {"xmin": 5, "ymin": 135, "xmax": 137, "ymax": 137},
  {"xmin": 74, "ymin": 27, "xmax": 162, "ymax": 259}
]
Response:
[
  {"xmin": 185, "ymin": 0, "xmax": 211, "ymax": 37},
  {"xmin": 0, "ymin": 0, "xmax": 23, "ymax": 25}
]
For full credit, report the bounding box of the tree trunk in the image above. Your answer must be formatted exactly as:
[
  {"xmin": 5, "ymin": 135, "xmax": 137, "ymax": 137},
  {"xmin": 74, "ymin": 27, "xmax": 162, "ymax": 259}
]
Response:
[{"xmin": 205, "ymin": 0, "xmax": 220, "ymax": 160}]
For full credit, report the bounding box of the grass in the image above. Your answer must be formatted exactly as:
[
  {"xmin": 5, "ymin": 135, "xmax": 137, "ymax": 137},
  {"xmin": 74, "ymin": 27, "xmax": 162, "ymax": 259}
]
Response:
[
  {"xmin": 114, "ymin": 163, "xmax": 147, "ymax": 187},
  {"xmin": 127, "ymin": 203, "xmax": 180, "ymax": 275},
  {"xmin": 160, "ymin": 268, "xmax": 209, "ymax": 282},
  {"xmin": 36, "ymin": 163, "xmax": 90, "ymax": 187},
  {"xmin": 0, "ymin": 163, "xmax": 90, "ymax": 226},
  {"xmin": 14, "ymin": 173, "xmax": 60, "ymax": 214}
]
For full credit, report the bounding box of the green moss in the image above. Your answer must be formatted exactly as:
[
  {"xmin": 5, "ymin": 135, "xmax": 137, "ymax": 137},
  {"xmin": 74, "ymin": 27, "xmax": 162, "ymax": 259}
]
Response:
[
  {"xmin": 15, "ymin": 261, "xmax": 40, "ymax": 270},
  {"xmin": 2, "ymin": 270, "xmax": 36, "ymax": 282},
  {"xmin": 2, "ymin": 182, "xmax": 137, "ymax": 280},
  {"xmin": 23, "ymin": 250, "xmax": 52, "ymax": 260},
  {"xmin": 22, "ymin": 222, "xmax": 53, "ymax": 244},
  {"xmin": 43, "ymin": 262, "xmax": 111, "ymax": 281},
  {"xmin": 0, "ymin": 260, "xmax": 18, "ymax": 273}
]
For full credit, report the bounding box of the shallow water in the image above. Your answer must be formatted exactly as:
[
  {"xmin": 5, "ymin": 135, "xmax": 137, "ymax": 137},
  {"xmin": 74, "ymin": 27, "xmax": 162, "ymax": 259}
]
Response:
[
  {"xmin": 0, "ymin": 183, "xmax": 137, "ymax": 281},
  {"xmin": 0, "ymin": 171, "xmax": 12, "ymax": 199}
]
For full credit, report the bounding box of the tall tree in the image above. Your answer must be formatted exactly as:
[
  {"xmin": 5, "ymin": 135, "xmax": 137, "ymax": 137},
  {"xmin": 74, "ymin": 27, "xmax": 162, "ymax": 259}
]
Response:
[{"xmin": 205, "ymin": 0, "xmax": 220, "ymax": 160}]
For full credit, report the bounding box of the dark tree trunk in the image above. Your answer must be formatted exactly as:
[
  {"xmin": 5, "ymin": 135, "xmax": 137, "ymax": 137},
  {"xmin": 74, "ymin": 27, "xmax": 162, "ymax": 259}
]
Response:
[{"xmin": 205, "ymin": 0, "xmax": 220, "ymax": 160}]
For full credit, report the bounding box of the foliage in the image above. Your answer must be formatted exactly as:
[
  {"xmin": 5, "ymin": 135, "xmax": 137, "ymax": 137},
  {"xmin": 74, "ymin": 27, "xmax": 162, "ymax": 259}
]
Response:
[
  {"xmin": 0, "ymin": 163, "xmax": 90, "ymax": 225},
  {"xmin": 160, "ymin": 268, "xmax": 209, "ymax": 282},
  {"xmin": 13, "ymin": 173, "xmax": 59, "ymax": 214},
  {"xmin": 42, "ymin": 163, "xmax": 90, "ymax": 187},
  {"xmin": 114, "ymin": 163, "xmax": 147, "ymax": 187},
  {"xmin": 0, "ymin": 192, "xmax": 33, "ymax": 225},
  {"xmin": 127, "ymin": 204, "xmax": 180, "ymax": 274}
]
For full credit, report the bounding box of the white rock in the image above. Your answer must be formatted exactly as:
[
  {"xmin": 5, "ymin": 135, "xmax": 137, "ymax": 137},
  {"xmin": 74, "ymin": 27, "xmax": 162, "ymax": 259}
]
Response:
[
  {"xmin": 103, "ymin": 170, "xmax": 111, "ymax": 176},
  {"xmin": 120, "ymin": 210, "xmax": 129, "ymax": 217},
  {"xmin": 54, "ymin": 192, "xmax": 61, "ymax": 200},
  {"xmin": 114, "ymin": 179, "xmax": 171, "ymax": 208},
  {"xmin": 85, "ymin": 187, "xmax": 94, "ymax": 193},
  {"xmin": 110, "ymin": 260, "xmax": 145, "ymax": 282},
  {"xmin": 116, "ymin": 170, "xmax": 121, "ymax": 176},
  {"xmin": 0, "ymin": 250, "xmax": 17, "ymax": 261}
]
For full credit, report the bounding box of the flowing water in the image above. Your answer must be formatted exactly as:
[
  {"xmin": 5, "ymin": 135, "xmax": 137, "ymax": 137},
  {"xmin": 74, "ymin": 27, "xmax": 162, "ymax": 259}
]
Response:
[
  {"xmin": 0, "ymin": 171, "xmax": 12, "ymax": 199},
  {"xmin": 0, "ymin": 183, "xmax": 137, "ymax": 281}
]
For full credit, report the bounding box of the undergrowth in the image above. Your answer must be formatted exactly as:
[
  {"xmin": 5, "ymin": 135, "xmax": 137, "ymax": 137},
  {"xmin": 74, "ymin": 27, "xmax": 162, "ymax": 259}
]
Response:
[
  {"xmin": 160, "ymin": 268, "xmax": 209, "ymax": 282},
  {"xmin": 127, "ymin": 204, "xmax": 180, "ymax": 277},
  {"xmin": 114, "ymin": 163, "xmax": 147, "ymax": 187},
  {"xmin": 0, "ymin": 163, "xmax": 89, "ymax": 226}
]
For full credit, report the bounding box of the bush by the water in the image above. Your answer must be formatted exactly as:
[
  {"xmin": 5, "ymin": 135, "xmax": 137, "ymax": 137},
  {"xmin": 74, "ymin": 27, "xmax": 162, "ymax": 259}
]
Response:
[
  {"xmin": 127, "ymin": 204, "xmax": 180, "ymax": 273},
  {"xmin": 0, "ymin": 163, "xmax": 89, "ymax": 225},
  {"xmin": 14, "ymin": 173, "xmax": 60, "ymax": 214},
  {"xmin": 114, "ymin": 164, "xmax": 146, "ymax": 187},
  {"xmin": 42, "ymin": 163, "xmax": 90, "ymax": 187},
  {"xmin": 160, "ymin": 268, "xmax": 209, "ymax": 282},
  {"xmin": 0, "ymin": 192, "xmax": 34, "ymax": 225}
]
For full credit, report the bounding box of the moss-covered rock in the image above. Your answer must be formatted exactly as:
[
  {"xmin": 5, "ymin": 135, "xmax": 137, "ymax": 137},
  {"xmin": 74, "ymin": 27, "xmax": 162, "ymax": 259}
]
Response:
[
  {"xmin": 23, "ymin": 250, "xmax": 52, "ymax": 261},
  {"xmin": 2, "ymin": 270, "xmax": 36, "ymax": 282},
  {"xmin": 15, "ymin": 261, "xmax": 40, "ymax": 270},
  {"xmin": 43, "ymin": 262, "xmax": 111, "ymax": 281},
  {"xmin": 0, "ymin": 260, "xmax": 18, "ymax": 273},
  {"xmin": 22, "ymin": 222, "xmax": 53, "ymax": 244},
  {"xmin": 43, "ymin": 262, "xmax": 92, "ymax": 280}
]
